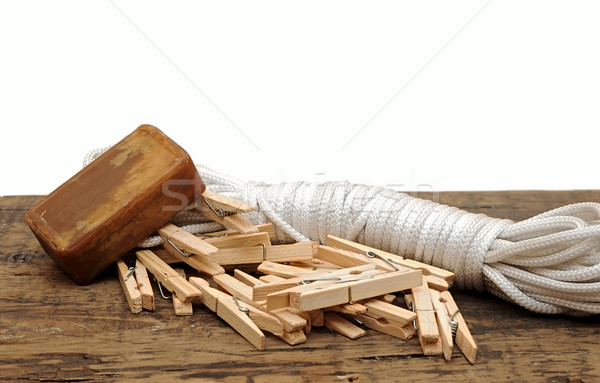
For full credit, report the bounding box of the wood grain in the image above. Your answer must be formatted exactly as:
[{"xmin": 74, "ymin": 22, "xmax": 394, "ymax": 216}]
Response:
[{"xmin": 1, "ymin": 193, "xmax": 600, "ymax": 382}]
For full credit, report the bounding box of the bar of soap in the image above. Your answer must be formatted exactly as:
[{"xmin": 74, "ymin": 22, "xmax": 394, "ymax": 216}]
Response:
[{"xmin": 24, "ymin": 124, "xmax": 204, "ymax": 284}]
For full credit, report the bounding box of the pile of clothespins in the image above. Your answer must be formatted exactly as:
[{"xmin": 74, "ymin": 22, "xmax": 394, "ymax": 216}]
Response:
[{"xmin": 117, "ymin": 190, "xmax": 477, "ymax": 363}]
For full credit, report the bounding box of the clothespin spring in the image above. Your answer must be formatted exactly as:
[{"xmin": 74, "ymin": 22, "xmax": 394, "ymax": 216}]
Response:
[
  {"xmin": 154, "ymin": 278, "xmax": 172, "ymax": 300},
  {"xmin": 449, "ymin": 309, "xmax": 460, "ymax": 340},
  {"xmin": 233, "ymin": 296, "xmax": 249, "ymax": 315},
  {"xmin": 166, "ymin": 233, "xmax": 191, "ymax": 258},
  {"xmin": 301, "ymin": 275, "xmax": 374, "ymax": 285},
  {"xmin": 123, "ymin": 266, "xmax": 136, "ymax": 281},
  {"xmin": 409, "ymin": 301, "xmax": 417, "ymax": 330},
  {"xmin": 205, "ymin": 197, "xmax": 236, "ymax": 219},
  {"xmin": 366, "ymin": 251, "xmax": 399, "ymax": 271}
]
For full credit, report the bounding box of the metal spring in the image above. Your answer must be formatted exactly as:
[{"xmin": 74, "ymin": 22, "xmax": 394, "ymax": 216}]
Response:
[
  {"xmin": 409, "ymin": 301, "xmax": 417, "ymax": 330},
  {"xmin": 123, "ymin": 266, "xmax": 136, "ymax": 281},
  {"xmin": 233, "ymin": 296, "xmax": 250, "ymax": 315},
  {"xmin": 449, "ymin": 310, "xmax": 460, "ymax": 340},
  {"xmin": 154, "ymin": 278, "xmax": 172, "ymax": 300},
  {"xmin": 204, "ymin": 197, "xmax": 236, "ymax": 219},
  {"xmin": 365, "ymin": 251, "xmax": 399, "ymax": 271},
  {"xmin": 166, "ymin": 234, "xmax": 191, "ymax": 258}
]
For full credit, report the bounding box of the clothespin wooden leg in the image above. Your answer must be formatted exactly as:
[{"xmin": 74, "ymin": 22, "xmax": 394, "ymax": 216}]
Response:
[
  {"xmin": 259, "ymin": 274, "xmax": 286, "ymax": 284},
  {"xmin": 353, "ymin": 313, "xmax": 416, "ymax": 340},
  {"xmin": 135, "ymin": 259, "xmax": 155, "ymax": 311},
  {"xmin": 363, "ymin": 299, "xmax": 416, "ymax": 327},
  {"xmin": 404, "ymin": 293, "xmax": 442, "ymax": 355},
  {"xmin": 211, "ymin": 242, "xmax": 316, "ymax": 266},
  {"xmin": 268, "ymin": 309, "xmax": 308, "ymax": 333},
  {"xmin": 233, "ymin": 269, "xmax": 262, "ymax": 287},
  {"xmin": 275, "ymin": 329, "xmax": 307, "ymax": 346},
  {"xmin": 329, "ymin": 303, "xmax": 368, "ymax": 316},
  {"xmin": 308, "ymin": 309, "xmax": 324, "ymax": 327},
  {"xmin": 116, "ymin": 259, "xmax": 142, "ymax": 314},
  {"xmin": 213, "ymin": 274, "xmax": 259, "ymax": 308},
  {"xmin": 136, "ymin": 250, "xmax": 202, "ymax": 303},
  {"xmin": 172, "ymin": 269, "xmax": 193, "ymax": 315},
  {"xmin": 324, "ymin": 312, "xmax": 366, "ymax": 339},
  {"xmin": 292, "ymin": 310, "xmax": 312, "ymax": 335},
  {"xmin": 410, "ymin": 276, "xmax": 439, "ymax": 342},
  {"xmin": 430, "ymin": 289, "xmax": 453, "ymax": 361}
]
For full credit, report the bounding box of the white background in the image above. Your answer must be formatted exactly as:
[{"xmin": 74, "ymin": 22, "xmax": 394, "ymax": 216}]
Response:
[{"xmin": 1, "ymin": 1, "xmax": 599, "ymax": 196}]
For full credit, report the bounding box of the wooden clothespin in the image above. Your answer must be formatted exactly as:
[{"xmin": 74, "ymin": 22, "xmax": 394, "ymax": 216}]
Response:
[
  {"xmin": 267, "ymin": 308, "xmax": 309, "ymax": 345},
  {"xmin": 267, "ymin": 269, "xmax": 422, "ymax": 312},
  {"xmin": 326, "ymin": 235, "xmax": 455, "ymax": 285},
  {"xmin": 352, "ymin": 313, "xmax": 416, "ymax": 340},
  {"xmin": 404, "ymin": 293, "xmax": 442, "ymax": 356},
  {"xmin": 349, "ymin": 295, "xmax": 412, "ymax": 338},
  {"xmin": 202, "ymin": 189, "xmax": 257, "ymax": 215},
  {"xmin": 315, "ymin": 245, "xmax": 399, "ymax": 272},
  {"xmin": 322, "ymin": 238, "xmax": 449, "ymax": 290},
  {"xmin": 253, "ymin": 264, "xmax": 376, "ymax": 302},
  {"xmin": 362, "ymin": 298, "xmax": 416, "ymax": 327},
  {"xmin": 208, "ymin": 242, "xmax": 317, "ymax": 266},
  {"xmin": 213, "ymin": 274, "xmax": 284, "ymax": 335},
  {"xmin": 116, "ymin": 259, "xmax": 142, "ymax": 314},
  {"xmin": 158, "ymin": 223, "xmax": 225, "ymax": 276},
  {"xmin": 441, "ymin": 290, "xmax": 477, "ymax": 364},
  {"xmin": 136, "ymin": 250, "xmax": 201, "ymax": 303},
  {"xmin": 213, "ymin": 271, "xmax": 312, "ymax": 344},
  {"xmin": 195, "ymin": 189, "xmax": 259, "ymax": 234},
  {"xmin": 189, "ymin": 277, "xmax": 265, "ymax": 350}
]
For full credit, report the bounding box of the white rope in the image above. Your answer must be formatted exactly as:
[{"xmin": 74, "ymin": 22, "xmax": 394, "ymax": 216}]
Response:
[{"xmin": 84, "ymin": 151, "xmax": 600, "ymax": 315}]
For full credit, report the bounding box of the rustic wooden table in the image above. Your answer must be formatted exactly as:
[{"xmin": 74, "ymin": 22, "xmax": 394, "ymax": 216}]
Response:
[{"xmin": 1, "ymin": 193, "xmax": 599, "ymax": 382}]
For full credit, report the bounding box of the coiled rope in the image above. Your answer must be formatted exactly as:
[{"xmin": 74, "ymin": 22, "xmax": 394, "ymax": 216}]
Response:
[{"xmin": 85, "ymin": 152, "xmax": 600, "ymax": 316}]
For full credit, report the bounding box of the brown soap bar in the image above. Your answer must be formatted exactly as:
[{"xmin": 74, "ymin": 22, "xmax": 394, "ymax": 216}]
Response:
[{"xmin": 24, "ymin": 124, "xmax": 204, "ymax": 285}]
